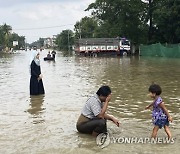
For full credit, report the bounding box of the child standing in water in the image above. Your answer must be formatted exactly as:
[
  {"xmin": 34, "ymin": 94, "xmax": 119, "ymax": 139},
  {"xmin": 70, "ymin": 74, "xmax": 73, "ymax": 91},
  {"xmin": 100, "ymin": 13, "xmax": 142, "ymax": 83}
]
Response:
[{"xmin": 145, "ymin": 84, "xmax": 173, "ymax": 138}]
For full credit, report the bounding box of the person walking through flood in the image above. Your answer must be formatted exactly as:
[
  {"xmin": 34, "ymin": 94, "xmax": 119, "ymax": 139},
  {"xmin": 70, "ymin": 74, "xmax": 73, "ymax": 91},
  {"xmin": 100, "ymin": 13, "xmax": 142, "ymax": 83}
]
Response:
[
  {"xmin": 145, "ymin": 84, "xmax": 173, "ymax": 139},
  {"xmin": 51, "ymin": 50, "xmax": 56, "ymax": 59},
  {"xmin": 30, "ymin": 51, "xmax": 45, "ymax": 95},
  {"xmin": 76, "ymin": 86, "xmax": 120, "ymax": 136}
]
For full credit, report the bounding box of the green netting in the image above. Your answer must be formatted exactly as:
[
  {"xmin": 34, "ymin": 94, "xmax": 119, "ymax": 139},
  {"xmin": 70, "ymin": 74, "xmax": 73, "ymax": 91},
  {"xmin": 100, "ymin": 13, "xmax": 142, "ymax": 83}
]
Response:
[{"xmin": 140, "ymin": 43, "xmax": 180, "ymax": 58}]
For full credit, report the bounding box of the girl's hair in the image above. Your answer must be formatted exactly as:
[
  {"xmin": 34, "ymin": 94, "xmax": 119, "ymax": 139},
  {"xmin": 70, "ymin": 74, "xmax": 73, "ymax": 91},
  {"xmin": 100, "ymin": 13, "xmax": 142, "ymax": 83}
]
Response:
[
  {"xmin": 96, "ymin": 86, "xmax": 111, "ymax": 97},
  {"xmin": 149, "ymin": 84, "xmax": 162, "ymax": 95}
]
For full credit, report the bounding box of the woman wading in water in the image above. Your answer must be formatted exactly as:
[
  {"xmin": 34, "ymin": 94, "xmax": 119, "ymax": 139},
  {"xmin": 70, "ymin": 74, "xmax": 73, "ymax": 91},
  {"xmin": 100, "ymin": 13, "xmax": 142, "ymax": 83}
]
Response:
[{"xmin": 30, "ymin": 51, "xmax": 45, "ymax": 95}]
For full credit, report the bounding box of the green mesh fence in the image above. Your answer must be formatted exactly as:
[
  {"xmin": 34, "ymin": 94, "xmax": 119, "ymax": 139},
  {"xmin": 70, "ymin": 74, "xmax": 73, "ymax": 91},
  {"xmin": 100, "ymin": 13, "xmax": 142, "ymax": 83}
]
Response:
[{"xmin": 140, "ymin": 43, "xmax": 180, "ymax": 58}]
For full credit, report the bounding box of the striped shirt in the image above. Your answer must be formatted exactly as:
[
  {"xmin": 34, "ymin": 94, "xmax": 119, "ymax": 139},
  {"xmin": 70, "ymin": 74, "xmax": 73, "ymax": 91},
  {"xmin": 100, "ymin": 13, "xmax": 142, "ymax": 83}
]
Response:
[{"xmin": 81, "ymin": 94, "xmax": 103, "ymax": 119}]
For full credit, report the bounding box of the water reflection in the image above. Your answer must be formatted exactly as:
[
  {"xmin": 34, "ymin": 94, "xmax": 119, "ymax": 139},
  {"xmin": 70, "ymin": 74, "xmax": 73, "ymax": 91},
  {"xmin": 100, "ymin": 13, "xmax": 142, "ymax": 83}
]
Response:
[{"xmin": 27, "ymin": 95, "xmax": 45, "ymax": 124}]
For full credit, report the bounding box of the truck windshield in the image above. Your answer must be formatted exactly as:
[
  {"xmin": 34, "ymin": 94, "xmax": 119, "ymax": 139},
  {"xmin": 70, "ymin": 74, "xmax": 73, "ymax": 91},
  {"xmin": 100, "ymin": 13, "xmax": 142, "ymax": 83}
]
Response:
[{"xmin": 122, "ymin": 40, "xmax": 130, "ymax": 46}]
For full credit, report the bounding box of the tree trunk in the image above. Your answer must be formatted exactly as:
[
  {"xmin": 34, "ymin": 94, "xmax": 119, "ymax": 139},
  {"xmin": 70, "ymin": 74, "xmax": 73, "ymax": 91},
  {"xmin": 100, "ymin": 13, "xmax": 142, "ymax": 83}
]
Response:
[{"xmin": 148, "ymin": 0, "xmax": 153, "ymax": 42}]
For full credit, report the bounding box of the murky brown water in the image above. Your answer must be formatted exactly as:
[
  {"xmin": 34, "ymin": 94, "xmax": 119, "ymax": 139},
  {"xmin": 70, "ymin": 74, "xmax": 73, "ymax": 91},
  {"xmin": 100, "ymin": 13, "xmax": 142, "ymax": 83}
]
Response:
[{"xmin": 0, "ymin": 50, "xmax": 180, "ymax": 153}]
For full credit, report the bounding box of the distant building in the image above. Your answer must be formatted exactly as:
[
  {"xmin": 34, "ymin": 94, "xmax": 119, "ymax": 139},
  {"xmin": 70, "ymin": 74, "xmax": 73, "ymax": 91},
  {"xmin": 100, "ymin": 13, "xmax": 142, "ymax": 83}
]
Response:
[
  {"xmin": 52, "ymin": 35, "xmax": 58, "ymax": 47},
  {"xmin": 43, "ymin": 36, "xmax": 57, "ymax": 48},
  {"xmin": 44, "ymin": 37, "xmax": 53, "ymax": 48}
]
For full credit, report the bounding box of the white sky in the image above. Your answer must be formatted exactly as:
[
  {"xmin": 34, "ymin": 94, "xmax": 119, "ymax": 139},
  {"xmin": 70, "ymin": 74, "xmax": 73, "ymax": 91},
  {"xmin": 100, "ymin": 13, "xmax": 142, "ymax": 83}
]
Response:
[{"xmin": 0, "ymin": 0, "xmax": 94, "ymax": 43}]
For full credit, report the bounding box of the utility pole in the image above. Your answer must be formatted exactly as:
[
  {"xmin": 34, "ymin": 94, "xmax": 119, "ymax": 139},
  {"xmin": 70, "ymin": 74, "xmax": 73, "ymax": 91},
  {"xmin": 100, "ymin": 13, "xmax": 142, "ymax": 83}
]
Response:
[
  {"xmin": 79, "ymin": 23, "xmax": 81, "ymax": 39},
  {"xmin": 25, "ymin": 37, "xmax": 27, "ymax": 51},
  {"xmin": 68, "ymin": 30, "xmax": 70, "ymax": 51}
]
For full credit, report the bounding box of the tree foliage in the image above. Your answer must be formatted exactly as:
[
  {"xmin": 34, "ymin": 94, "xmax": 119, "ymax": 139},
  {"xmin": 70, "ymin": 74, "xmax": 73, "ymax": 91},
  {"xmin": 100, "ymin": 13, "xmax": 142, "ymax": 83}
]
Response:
[
  {"xmin": 151, "ymin": 0, "xmax": 180, "ymax": 43},
  {"xmin": 55, "ymin": 30, "xmax": 74, "ymax": 51},
  {"xmin": 85, "ymin": 0, "xmax": 148, "ymax": 44},
  {"xmin": 9, "ymin": 33, "xmax": 25, "ymax": 50},
  {"xmin": 74, "ymin": 0, "xmax": 179, "ymax": 44},
  {"xmin": 0, "ymin": 23, "xmax": 25, "ymax": 50},
  {"xmin": 0, "ymin": 23, "xmax": 12, "ymax": 48},
  {"xmin": 74, "ymin": 16, "xmax": 98, "ymax": 39}
]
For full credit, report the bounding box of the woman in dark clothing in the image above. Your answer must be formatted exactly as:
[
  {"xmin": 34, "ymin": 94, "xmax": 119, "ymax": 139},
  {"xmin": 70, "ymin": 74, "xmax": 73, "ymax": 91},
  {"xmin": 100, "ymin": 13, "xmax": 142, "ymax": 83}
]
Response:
[{"xmin": 30, "ymin": 51, "xmax": 45, "ymax": 95}]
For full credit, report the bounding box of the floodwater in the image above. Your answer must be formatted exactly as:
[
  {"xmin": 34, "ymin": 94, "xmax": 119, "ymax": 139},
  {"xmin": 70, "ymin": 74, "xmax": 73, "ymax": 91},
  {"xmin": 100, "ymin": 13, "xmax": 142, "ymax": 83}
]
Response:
[{"xmin": 0, "ymin": 50, "xmax": 180, "ymax": 154}]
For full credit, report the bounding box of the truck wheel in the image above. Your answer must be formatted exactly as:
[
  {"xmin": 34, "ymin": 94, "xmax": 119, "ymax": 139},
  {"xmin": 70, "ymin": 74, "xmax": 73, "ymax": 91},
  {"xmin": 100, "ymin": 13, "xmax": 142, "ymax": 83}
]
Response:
[
  {"xmin": 93, "ymin": 53, "xmax": 97, "ymax": 57},
  {"xmin": 123, "ymin": 52, "xmax": 127, "ymax": 56}
]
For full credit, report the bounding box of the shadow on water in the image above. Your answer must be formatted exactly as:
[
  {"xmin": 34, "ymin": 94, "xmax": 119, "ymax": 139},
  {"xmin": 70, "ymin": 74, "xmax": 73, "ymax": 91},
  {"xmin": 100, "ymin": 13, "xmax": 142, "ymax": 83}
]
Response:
[{"xmin": 27, "ymin": 95, "xmax": 46, "ymax": 124}]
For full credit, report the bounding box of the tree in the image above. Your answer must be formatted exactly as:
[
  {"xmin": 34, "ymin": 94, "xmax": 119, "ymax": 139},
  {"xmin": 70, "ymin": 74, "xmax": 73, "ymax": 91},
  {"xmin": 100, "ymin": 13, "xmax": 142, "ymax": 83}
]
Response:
[
  {"xmin": 55, "ymin": 30, "xmax": 74, "ymax": 51},
  {"xmin": 9, "ymin": 33, "xmax": 25, "ymax": 50},
  {"xmin": 0, "ymin": 27, "xmax": 4, "ymax": 47},
  {"xmin": 38, "ymin": 38, "xmax": 45, "ymax": 48},
  {"xmin": 84, "ymin": 0, "xmax": 179, "ymax": 44},
  {"xmin": 74, "ymin": 16, "xmax": 98, "ymax": 39},
  {"xmin": 0, "ymin": 24, "xmax": 25, "ymax": 51},
  {"xmin": 85, "ymin": 0, "xmax": 148, "ymax": 44},
  {"xmin": 152, "ymin": 0, "xmax": 180, "ymax": 43},
  {"xmin": 1, "ymin": 23, "xmax": 12, "ymax": 48}
]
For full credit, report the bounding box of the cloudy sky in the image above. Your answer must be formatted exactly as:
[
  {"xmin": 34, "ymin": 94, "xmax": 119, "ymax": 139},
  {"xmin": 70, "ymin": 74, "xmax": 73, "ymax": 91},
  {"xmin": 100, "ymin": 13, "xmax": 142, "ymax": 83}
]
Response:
[{"xmin": 0, "ymin": 0, "xmax": 94, "ymax": 43}]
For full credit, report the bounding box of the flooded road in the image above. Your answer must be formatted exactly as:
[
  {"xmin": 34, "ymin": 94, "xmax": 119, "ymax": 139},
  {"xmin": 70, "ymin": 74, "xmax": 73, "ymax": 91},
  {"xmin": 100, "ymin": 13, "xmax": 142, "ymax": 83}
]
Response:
[{"xmin": 0, "ymin": 50, "xmax": 180, "ymax": 153}]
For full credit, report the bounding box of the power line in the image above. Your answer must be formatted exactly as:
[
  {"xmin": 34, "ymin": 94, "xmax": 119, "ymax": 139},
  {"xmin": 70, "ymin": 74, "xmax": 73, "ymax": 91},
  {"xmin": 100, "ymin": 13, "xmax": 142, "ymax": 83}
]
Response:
[{"xmin": 13, "ymin": 24, "xmax": 74, "ymax": 31}]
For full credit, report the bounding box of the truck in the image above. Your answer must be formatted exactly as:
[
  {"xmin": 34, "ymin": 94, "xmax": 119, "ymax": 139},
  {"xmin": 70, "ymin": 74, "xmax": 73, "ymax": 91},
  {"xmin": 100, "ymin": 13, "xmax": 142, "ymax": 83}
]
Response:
[{"xmin": 74, "ymin": 37, "xmax": 131, "ymax": 56}]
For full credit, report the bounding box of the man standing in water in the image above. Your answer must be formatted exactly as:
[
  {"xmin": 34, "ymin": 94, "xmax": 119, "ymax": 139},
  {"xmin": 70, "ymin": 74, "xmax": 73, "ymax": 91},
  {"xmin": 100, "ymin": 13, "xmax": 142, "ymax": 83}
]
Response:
[
  {"xmin": 76, "ymin": 86, "xmax": 120, "ymax": 136},
  {"xmin": 51, "ymin": 50, "xmax": 56, "ymax": 59}
]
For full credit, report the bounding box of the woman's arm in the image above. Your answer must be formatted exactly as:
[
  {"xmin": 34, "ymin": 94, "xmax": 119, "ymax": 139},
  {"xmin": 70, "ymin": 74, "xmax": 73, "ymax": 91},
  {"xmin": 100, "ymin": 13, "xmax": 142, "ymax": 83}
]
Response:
[{"xmin": 159, "ymin": 102, "xmax": 173, "ymax": 122}]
